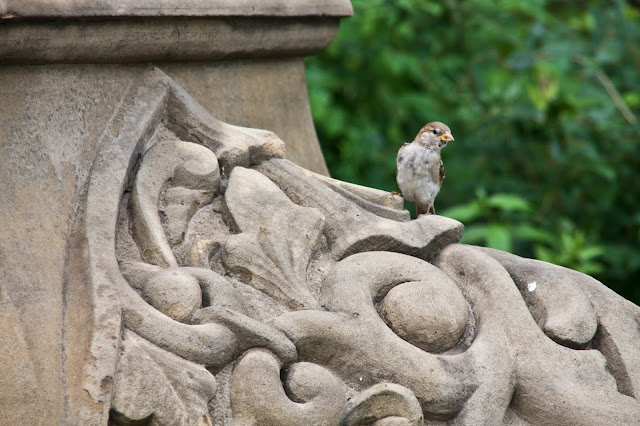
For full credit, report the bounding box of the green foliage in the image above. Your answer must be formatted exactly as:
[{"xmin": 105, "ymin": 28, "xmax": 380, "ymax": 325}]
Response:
[
  {"xmin": 441, "ymin": 190, "xmax": 605, "ymax": 275},
  {"xmin": 306, "ymin": 0, "xmax": 640, "ymax": 303},
  {"xmin": 534, "ymin": 220, "xmax": 606, "ymax": 276},
  {"xmin": 442, "ymin": 190, "xmax": 547, "ymax": 252}
]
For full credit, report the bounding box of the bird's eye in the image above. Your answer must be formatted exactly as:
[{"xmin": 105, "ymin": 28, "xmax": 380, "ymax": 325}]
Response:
[{"xmin": 432, "ymin": 129, "xmax": 438, "ymax": 135}]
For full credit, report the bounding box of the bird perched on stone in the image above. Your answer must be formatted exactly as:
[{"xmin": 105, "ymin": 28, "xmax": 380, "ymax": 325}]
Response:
[{"xmin": 395, "ymin": 122, "xmax": 454, "ymax": 216}]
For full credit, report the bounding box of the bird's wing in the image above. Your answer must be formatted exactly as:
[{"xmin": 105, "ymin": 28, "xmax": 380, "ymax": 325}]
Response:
[
  {"xmin": 439, "ymin": 160, "xmax": 445, "ymax": 184},
  {"xmin": 424, "ymin": 158, "xmax": 442, "ymax": 188},
  {"xmin": 396, "ymin": 143, "xmax": 411, "ymax": 168}
]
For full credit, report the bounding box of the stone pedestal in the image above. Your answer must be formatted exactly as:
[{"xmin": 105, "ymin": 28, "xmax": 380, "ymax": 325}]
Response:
[{"xmin": 0, "ymin": 2, "xmax": 351, "ymax": 424}]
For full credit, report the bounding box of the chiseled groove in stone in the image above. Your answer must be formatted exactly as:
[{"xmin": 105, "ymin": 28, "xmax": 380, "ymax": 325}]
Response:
[
  {"xmin": 120, "ymin": 285, "xmax": 239, "ymax": 368},
  {"xmin": 191, "ymin": 306, "xmax": 297, "ymax": 365},
  {"xmin": 0, "ymin": 18, "xmax": 341, "ymax": 65},
  {"xmin": 313, "ymin": 173, "xmax": 404, "ymax": 207},
  {"xmin": 317, "ymin": 177, "xmax": 410, "ymax": 222},
  {"xmin": 119, "ymin": 261, "xmax": 249, "ymax": 317},
  {"xmin": 130, "ymin": 140, "xmax": 220, "ymax": 268}
]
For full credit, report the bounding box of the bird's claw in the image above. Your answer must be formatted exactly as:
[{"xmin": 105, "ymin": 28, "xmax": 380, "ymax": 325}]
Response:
[{"xmin": 417, "ymin": 211, "xmax": 435, "ymax": 218}]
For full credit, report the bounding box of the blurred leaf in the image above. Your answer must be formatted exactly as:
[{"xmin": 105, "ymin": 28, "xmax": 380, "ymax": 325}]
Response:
[
  {"xmin": 487, "ymin": 193, "xmax": 531, "ymax": 212},
  {"xmin": 441, "ymin": 202, "xmax": 483, "ymax": 222},
  {"xmin": 534, "ymin": 245, "xmax": 556, "ymax": 263},
  {"xmin": 507, "ymin": 51, "xmax": 536, "ymax": 70},
  {"xmin": 460, "ymin": 224, "xmax": 490, "ymax": 245},
  {"xmin": 487, "ymin": 224, "xmax": 513, "ymax": 252},
  {"xmin": 512, "ymin": 224, "xmax": 554, "ymax": 244},
  {"xmin": 578, "ymin": 246, "xmax": 606, "ymax": 262}
]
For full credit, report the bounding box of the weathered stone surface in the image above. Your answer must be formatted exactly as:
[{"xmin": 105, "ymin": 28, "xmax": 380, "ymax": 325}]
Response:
[
  {"xmin": 0, "ymin": 14, "xmax": 335, "ymax": 175},
  {"xmin": 230, "ymin": 349, "xmax": 346, "ymax": 426},
  {"xmin": 223, "ymin": 166, "xmax": 325, "ymax": 310},
  {"xmin": 0, "ymin": 64, "xmax": 143, "ymax": 425},
  {"xmin": 379, "ymin": 280, "xmax": 469, "ymax": 353},
  {"xmin": 3, "ymin": 2, "xmax": 640, "ymax": 424},
  {"xmin": 0, "ymin": 18, "xmax": 341, "ymax": 67},
  {"xmin": 161, "ymin": 58, "xmax": 330, "ymax": 175},
  {"xmin": 257, "ymin": 158, "xmax": 464, "ymax": 260},
  {"xmin": 0, "ymin": 282, "xmax": 43, "ymax": 425},
  {"xmin": 477, "ymin": 247, "xmax": 640, "ymax": 397},
  {"xmin": 0, "ymin": 54, "xmax": 329, "ymax": 423},
  {"xmin": 110, "ymin": 330, "xmax": 217, "ymax": 426},
  {"xmin": 131, "ymin": 140, "xmax": 220, "ymax": 268},
  {"xmin": 435, "ymin": 244, "xmax": 640, "ymax": 425},
  {"xmin": 5, "ymin": 64, "xmax": 640, "ymax": 423},
  {"xmin": 342, "ymin": 383, "xmax": 423, "ymax": 426},
  {"xmin": 274, "ymin": 252, "xmax": 479, "ymax": 420},
  {"xmin": 139, "ymin": 268, "xmax": 203, "ymax": 322},
  {"xmin": 0, "ymin": 0, "xmax": 353, "ymax": 18}
]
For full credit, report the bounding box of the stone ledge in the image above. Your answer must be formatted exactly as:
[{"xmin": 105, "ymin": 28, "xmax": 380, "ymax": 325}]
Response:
[
  {"xmin": 0, "ymin": 0, "xmax": 353, "ymax": 19},
  {"xmin": 0, "ymin": 17, "xmax": 340, "ymax": 64}
]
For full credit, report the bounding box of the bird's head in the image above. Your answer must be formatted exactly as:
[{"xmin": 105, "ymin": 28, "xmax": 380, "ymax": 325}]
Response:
[{"xmin": 415, "ymin": 122, "xmax": 454, "ymax": 150}]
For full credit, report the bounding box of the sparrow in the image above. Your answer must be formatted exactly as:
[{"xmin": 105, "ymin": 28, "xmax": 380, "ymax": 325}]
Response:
[{"xmin": 395, "ymin": 122, "xmax": 454, "ymax": 216}]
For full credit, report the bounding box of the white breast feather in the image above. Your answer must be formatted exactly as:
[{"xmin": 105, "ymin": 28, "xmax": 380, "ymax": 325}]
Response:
[{"xmin": 396, "ymin": 143, "xmax": 441, "ymax": 206}]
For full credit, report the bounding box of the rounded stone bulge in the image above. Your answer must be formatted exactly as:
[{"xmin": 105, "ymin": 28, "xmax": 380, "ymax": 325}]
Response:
[
  {"xmin": 379, "ymin": 279, "xmax": 468, "ymax": 353},
  {"xmin": 141, "ymin": 268, "xmax": 202, "ymax": 323}
]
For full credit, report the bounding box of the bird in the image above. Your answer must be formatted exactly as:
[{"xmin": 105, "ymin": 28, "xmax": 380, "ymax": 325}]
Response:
[{"xmin": 395, "ymin": 122, "xmax": 454, "ymax": 216}]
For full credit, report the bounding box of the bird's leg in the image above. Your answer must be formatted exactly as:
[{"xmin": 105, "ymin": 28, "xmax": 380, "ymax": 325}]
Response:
[
  {"xmin": 416, "ymin": 203, "xmax": 435, "ymax": 217},
  {"xmin": 390, "ymin": 191, "xmax": 403, "ymax": 197}
]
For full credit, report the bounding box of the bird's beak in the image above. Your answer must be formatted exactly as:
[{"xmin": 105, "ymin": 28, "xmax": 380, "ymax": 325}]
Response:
[{"xmin": 439, "ymin": 133, "xmax": 454, "ymax": 142}]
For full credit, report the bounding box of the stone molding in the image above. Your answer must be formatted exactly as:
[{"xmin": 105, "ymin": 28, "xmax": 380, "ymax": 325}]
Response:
[
  {"xmin": 0, "ymin": 0, "xmax": 352, "ymax": 64},
  {"xmin": 0, "ymin": 18, "xmax": 342, "ymax": 65},
  {"xmin": 0, "ymin": 0, "xmax": 353, "ymax": 18}
]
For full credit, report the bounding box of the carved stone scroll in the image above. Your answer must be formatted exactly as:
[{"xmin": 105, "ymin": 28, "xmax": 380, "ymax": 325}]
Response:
[{"xmin": 71, "ymin": 67, "xmax": 640, "ymax": 425}]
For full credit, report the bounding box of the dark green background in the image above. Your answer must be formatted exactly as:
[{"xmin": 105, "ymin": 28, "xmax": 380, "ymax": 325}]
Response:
[{"xmin": 306, "ymin": 0, "xmax": 640, "ymax": 304}]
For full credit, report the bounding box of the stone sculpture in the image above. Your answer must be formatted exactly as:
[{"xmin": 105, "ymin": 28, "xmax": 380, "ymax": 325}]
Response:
[
  {"xmin": 72, "ymin": 67, "xmax": 640, "ymax": 425},
  {"xmin": 2, "ymin": 1, "xmax": 640, "ymax": 424}
]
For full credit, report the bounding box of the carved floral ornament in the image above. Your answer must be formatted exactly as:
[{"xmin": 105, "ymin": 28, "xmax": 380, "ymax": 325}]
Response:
[{"xmin": 81, "ymin": 68, "xmax": 640, "ymax": 425}]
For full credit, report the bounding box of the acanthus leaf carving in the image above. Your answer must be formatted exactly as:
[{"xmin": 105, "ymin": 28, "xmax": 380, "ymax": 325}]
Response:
[
  {"xmin": 110, "ymin": 329, "xmax": 216, "ymax": 426},
  {"xmin": 222, "ymin": 166, "xmax": 325, "ymax": 310}
]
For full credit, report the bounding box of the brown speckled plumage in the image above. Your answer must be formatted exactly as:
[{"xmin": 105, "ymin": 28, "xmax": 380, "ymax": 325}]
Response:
[{"xmin": 396, "ymin": 122, "xmax": 454, "ymax": 216}]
